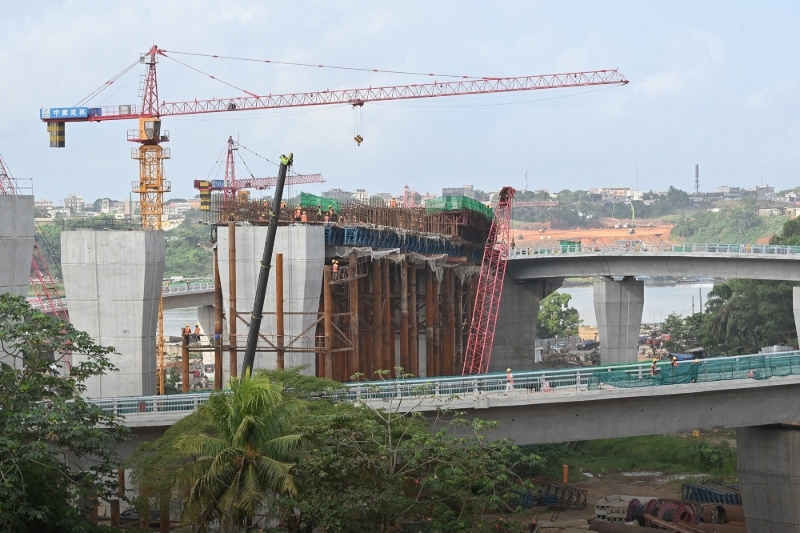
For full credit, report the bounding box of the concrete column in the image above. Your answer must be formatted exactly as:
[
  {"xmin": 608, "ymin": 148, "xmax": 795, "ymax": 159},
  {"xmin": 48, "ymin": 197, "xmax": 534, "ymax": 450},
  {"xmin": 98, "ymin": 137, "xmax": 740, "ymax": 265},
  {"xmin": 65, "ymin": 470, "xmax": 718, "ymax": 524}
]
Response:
[
  {"xmin": 737, "ymin": 425, "xmax": 800, "ymax": 532},
  {"xmin": 489, "ymin": 277, "xmax": 563, "ymax": 373},
  {"xmin": 217, "ymin": 225, "xmax": 324, "ymax": 379},
  {"xmin": 62, "ymin": 230, "xmax": 165, "ymax": 397},
  {"xmin": 593, "ymin": 276, "xmax": 644, "ymax": 364},
  {"xmin": 0, "ymin": 195, "xmax": 34, "ymax": 298}
]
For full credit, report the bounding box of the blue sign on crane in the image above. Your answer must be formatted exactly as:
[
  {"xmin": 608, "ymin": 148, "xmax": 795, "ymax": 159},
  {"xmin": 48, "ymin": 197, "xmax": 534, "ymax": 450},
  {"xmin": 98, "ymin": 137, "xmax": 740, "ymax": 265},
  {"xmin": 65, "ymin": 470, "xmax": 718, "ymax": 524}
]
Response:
[{"xmin": 40, "ymin": 107, "xmax": 91, "ymax": 120}]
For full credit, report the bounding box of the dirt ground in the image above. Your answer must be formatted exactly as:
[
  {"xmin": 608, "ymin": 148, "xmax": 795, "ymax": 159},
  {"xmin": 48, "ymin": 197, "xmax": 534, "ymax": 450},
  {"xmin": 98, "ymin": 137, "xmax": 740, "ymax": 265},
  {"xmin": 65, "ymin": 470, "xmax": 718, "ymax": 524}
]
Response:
[{"xmin": 516, "ymin": 221, "xmax": 673, "ymax": 247}]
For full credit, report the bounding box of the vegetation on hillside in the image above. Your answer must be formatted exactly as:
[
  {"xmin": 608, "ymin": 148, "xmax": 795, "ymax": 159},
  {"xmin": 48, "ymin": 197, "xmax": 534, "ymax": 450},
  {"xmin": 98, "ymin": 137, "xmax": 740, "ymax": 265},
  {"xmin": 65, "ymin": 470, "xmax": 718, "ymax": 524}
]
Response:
[
  {"xmin": 671, "ymin": 197, "xmax": 786, "ymax": 243},
  {"xmin": 513, "ymin": 186, "xmax": 697, "ymax": 228},
  {"xmin": 164, "ymin": 209, "xmax": 213, "ymax": 278}
]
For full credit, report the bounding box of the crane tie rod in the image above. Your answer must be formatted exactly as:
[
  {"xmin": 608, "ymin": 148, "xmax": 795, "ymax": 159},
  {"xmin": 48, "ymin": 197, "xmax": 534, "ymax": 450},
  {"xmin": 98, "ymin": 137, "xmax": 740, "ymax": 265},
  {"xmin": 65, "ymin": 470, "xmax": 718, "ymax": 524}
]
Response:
[{"xmin": 161, "ymin": 49, "xmax": 493, "ymax": 80}]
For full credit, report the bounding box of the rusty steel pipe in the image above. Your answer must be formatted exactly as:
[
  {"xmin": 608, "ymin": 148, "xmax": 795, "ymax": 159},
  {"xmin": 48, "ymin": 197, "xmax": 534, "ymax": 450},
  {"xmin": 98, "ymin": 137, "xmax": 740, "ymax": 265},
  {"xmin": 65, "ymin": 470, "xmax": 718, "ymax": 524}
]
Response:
[{"xmin": 696, "ymin": 523, "xmax": 748, "ymax": 532}]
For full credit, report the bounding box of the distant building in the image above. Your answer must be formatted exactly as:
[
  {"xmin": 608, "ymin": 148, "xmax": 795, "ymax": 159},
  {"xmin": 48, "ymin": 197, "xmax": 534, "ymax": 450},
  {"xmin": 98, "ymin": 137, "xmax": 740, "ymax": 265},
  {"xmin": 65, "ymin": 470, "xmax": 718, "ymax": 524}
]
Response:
[
  {"xmin": 165, "ymin": 201, "xmax": 193, "ymax": 218},
  {"xmin": 322, "ymin": 188, "xmax": 354, "ymax": 201},
  {"xmin": 442, "ymin": 185, "xmax": 475, "ymax": 198},
  {"xmin": 714, "ymin": 186, "xmax": 742, "ymax": 201},
  {"xmin": 34, "ymin": 198, "xmax": 53, "ymax": 216},
  {"xmin": 352, "ymin": 189, "xmax": 369, "ymax": 203},
  {"xmin": 64, "ymin": 193, "xmax": 84, "ymax": 212}
]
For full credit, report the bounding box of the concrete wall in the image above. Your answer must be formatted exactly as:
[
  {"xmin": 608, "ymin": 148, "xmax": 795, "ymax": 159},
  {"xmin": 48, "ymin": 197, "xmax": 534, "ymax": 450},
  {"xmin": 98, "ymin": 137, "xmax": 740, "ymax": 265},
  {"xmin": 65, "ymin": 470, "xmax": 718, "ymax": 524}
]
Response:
[
  {"xmin": 738, "ymin": 425, "xmax": 800, "ymax": 532},
  {"xmin": 489, "ymin": 278, "xmax": 562, "ymax": 372},
  {"xmin": 62, "ymin": 230, "xmax": 165, "ymax": 397},
  {"xmin": 509, "ymin": 254, "xmax": 800, "ymax": 282},
  {"xmin": 593, "ymin": 277, "xmax": 644, "ymax": 364},
  {"xmin": 217, "ymin": 224, "xmax": 324, "ymax": 379},
  {"xmin": 0, "ymin": 195, "xmax": 34, "ymax": 298}
]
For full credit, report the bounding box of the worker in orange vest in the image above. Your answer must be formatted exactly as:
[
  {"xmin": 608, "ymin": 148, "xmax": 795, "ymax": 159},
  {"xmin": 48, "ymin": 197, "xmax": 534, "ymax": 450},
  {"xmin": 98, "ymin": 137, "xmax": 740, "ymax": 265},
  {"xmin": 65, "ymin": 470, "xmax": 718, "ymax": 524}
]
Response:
[
  {"xmin": 332, "ymin": 260, "xmax": 339, "ymax": 281},
  {"xmin": 300, "ymin": 210, "xmax": 308, "ymax": 223}
]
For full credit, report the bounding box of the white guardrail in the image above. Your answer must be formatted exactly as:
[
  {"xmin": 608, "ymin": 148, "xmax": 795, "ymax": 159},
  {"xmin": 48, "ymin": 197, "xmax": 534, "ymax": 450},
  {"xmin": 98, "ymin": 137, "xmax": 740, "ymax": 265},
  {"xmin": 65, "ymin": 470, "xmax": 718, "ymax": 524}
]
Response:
[
  {"xmin": 162, "ymin": 281, "xmax": 214, "ymax": 294},
  {"xmin": 508, "ymin": 243, "xmax": 800, "ymax": 258},
  {"xmin": 88, "ymin": 350, "xmax": 800, "ymax": 416}
]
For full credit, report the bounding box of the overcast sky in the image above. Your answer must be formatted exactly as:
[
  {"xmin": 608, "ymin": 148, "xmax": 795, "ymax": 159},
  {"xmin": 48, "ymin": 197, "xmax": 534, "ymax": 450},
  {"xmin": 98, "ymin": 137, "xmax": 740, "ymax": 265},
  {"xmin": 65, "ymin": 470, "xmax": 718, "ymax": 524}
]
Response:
[{"xmin": 1, "ymin": 1, "xmax": 798, "ymax": 203}]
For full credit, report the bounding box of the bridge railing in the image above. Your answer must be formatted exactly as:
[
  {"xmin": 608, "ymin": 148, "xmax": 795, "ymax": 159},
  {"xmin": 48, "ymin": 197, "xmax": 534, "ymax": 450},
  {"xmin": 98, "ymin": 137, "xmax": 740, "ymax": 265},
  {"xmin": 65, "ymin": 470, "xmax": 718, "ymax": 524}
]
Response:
[
  {"xmin": 89, "ymin": 351, "xmax": 800, "ymax": 417},
  {"xmin": 90, "ymin": 393, "xmax": 211, "ymax": 416},
  {"xmin": 163, "ymin": 281, "xmax": 214, "ymax": 294},
  {"xmin": 507, "ymin": 243, "xmax": 800, "ymax": 258}
]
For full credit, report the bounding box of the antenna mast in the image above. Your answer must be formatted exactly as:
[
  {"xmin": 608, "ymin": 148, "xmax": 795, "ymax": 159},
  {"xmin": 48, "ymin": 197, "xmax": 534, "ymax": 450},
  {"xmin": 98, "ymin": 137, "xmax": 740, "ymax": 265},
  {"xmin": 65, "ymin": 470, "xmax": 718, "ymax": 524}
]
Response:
[
  {"xmin": 523, "ymin": 170, "xmax": 528, "ymax": 192},
  {"xmin": 695, "ymin": 164, "xmax": 700, "ymax": 195}
]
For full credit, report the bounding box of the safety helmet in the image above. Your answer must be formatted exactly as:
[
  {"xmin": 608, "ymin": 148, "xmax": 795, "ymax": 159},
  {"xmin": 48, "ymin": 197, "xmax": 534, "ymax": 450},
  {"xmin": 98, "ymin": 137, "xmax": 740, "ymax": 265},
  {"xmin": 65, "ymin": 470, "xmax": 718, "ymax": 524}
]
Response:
[
  {"xmin": 185, "ymin": 324, "xmax": 189, "ymax": 327},
  {"xmin": 672, "ymin": 356, "xmax": 677, "ymax": 360},
  {"xmin": 506, "ymin": 368, "xmax": 511, "ymax": 372},
  {"xmin": 196, "ymin": 323, "xmax": 200, "ymax": 326},
  {"xmin": 652, "ymin": 359, "xmax": 658, "ymax": 363}
]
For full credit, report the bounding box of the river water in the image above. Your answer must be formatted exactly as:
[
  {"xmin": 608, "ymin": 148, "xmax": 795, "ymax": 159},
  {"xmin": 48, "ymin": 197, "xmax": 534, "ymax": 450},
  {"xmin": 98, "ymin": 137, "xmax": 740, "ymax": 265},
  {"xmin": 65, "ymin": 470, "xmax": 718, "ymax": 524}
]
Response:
[{"xmin": 560, "ymin": 282, "xmax": 715, "ymax": 326}]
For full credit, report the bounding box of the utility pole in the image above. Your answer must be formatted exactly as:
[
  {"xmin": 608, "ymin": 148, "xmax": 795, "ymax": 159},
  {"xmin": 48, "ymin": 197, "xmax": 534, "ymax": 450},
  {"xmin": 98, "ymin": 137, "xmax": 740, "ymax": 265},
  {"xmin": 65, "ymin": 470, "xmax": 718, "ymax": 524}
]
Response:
[
  {"xmin": 523, "ymin": 170, "xmax": 528, "ymax": 193},
  {"xmin": 635, "ymin": 165, "xmax": 638, "ymax": 192},
  {"xmin": 695, "ymin": 164, "xmax": 700, "ymax": 195}
]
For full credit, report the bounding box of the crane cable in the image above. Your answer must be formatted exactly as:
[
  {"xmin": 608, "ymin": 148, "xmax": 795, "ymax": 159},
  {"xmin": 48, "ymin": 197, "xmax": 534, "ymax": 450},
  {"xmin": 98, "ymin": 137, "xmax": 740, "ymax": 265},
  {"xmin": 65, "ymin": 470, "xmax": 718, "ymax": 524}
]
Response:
[
  {"xmin": 160, "ymin": 53, "xmax": 259, "ymax": 97},
  {"xmin": 161, "ymin": 49, "xmax": 490, "ymax": 80},
  {"xmin": 73, "ymin": 59, "xmax": 140, "ymax": 107}
]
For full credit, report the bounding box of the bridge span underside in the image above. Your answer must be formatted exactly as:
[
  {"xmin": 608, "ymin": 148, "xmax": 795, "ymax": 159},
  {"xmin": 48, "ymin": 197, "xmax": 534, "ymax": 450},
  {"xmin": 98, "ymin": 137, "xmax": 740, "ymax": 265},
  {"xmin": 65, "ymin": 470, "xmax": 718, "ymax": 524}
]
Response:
[
  {"xmin": 508, "ymin": 252, "xmax": 800, "ymax": 282},
  {"xmin": 499, "ymin": 250, "xmax": 800, "ymax": 367}
]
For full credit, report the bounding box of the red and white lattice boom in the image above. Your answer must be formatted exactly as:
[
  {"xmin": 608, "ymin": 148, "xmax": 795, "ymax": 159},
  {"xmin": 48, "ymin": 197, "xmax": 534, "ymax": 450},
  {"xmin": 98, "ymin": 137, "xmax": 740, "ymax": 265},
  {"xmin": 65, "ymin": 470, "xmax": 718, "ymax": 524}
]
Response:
[{"xmin": 462, "ymin": 186, "xmax": 516, "ymax": 375}]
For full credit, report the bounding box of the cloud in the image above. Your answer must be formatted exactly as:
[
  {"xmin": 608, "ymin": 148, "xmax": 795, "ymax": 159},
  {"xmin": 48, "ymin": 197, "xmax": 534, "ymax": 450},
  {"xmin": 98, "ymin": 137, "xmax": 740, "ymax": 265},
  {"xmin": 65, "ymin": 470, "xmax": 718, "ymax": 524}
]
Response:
[
  {"xmin": 689, "ymin": 29, "xmax": 727, "ymax": 65},
  {"xmin": 635, "ymin": 70, "xmax": 686, "ymax": 97},
  {"xmin": 743, "ymin": 80, "xmax": 797, "ymax": 110}
]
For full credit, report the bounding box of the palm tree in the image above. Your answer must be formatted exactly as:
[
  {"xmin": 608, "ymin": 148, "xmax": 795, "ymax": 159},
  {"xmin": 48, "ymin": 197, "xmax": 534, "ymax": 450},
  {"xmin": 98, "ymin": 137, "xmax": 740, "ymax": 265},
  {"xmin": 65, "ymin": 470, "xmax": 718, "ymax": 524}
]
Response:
[{"xmin": 174, "ymin": 372, "xmax": 305, "ymax": 531}]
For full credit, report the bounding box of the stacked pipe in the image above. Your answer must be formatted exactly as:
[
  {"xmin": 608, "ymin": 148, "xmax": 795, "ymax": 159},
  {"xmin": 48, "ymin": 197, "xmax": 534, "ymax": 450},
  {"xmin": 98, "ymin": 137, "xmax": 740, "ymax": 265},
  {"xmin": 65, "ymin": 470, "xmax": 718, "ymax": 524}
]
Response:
[
  {"xmin": 590, "ymin": 500, "xmax": 747, "ymax": 533},
  {"xmin": 624, "ymin": 498, "xmax": 699, "ymax": 528}
]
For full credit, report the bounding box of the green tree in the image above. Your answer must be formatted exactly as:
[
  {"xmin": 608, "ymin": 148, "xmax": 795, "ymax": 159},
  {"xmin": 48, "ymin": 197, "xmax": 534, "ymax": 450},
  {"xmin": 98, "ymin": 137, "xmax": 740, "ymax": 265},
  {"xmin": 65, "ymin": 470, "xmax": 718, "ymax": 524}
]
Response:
[
  {"xmin": 0, "ymin": 293, "xmax": 128, "ymax": 532},
  {"xmin": 279, "ymin": 370, "xmax": 541, "ymax": 533},
  {"xmin": 537, "ymin": 291, "xmax": 582, "ymax": 338},
  {"xmin": 172, "ymin": 373, "xmax": 305, "ymax": 531},
  {"xmin": 769, "ymin": 217, "xmax": 800, "ymax": 245}
]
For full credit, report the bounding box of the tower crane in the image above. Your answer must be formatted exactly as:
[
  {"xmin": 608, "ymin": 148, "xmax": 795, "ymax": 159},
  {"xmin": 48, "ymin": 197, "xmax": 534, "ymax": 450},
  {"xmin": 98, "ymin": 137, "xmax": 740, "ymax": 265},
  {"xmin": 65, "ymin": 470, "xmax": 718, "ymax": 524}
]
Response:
[
  {"xmin": 193, "ymin": 136, "xmax": 325, "ymax": 201},
  {"xmin": 40, "ymin": 44, "xmax": 628, "ymax": 228}
]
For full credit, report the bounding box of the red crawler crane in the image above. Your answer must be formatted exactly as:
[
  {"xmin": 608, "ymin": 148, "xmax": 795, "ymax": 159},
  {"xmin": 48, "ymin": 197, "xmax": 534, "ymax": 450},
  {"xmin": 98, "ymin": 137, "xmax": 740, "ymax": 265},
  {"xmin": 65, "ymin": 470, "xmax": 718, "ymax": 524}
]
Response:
[{"xmin": 462, "ymin": 186, "xmax": 516, "ymax": 375}]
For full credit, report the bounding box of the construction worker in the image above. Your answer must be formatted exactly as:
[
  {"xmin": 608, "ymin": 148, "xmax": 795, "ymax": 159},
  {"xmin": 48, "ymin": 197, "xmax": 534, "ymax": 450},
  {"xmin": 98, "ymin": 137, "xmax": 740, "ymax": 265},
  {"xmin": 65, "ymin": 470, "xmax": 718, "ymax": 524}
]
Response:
[
  {"xmin": 390, "ymin": 198, "xmax": 398, "ymax": 208},
  {"xmin": 182, "ymin": 324, "xmax": 191, "ymax": 344},
  {"xmin": 650, "ymin": 358, "xmax": 658, "ymax": 377},
  {"xmin": 194, "ymin": 323, "xmax": 201, "ymax": 343},
  {"xmin": 671, "ymin": 356, "xmax": 678, "ymax": 367},
  {"xmin": 300, "ymin": 210, "xmax": 308, "ymax": 223},
  {"xmin": 316, "ymin": 203, "xmax": 323, "ymax": 219},
  {"xmin": 505, "ymin": 368, "xmax": 514, "ymax": 395},
  {"xmin": 332, "ymin": 260, "xmax": 339, "ymax": 281},
  {"xmin": 294, "ymin": 207, "xmax": 302, "ymax": 222}
]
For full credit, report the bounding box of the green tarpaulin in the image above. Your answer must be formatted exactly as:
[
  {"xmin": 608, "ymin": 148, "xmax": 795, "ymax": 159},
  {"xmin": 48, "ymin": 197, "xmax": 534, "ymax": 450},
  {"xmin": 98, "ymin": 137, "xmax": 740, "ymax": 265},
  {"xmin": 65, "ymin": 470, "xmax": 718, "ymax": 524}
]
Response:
[
  {"xmin": 425, "ymin": 196, "xmax": 493, "ymax": 219},
  {"xmin": 300, "ymin": 192, "xmax": 340, "ymax": 212}
]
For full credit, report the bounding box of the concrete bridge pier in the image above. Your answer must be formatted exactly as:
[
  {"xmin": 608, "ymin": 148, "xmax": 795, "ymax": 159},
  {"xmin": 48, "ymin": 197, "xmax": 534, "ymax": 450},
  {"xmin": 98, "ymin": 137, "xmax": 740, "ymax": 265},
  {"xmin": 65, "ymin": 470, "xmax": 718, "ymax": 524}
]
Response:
[
  {"xmin": 489, "ymin": 277, "xmax": 563, "ymax": 372},
  {"xmin": 738, "ymin": 425, "xmax": 800, "ymax": 532},
  {"xmin": 0, "ymin": 195, "xmax": 34, "ymax": 298},
  {"xmin": 593, "ymin": 276, "xmax": 644, "ymax": 364},
  {"xmin": 62, "ymin": 230, "xmax": 165, "ymax": 397},
  {"xmin": 793, "ymin": 287, "xmax": 800, "ymax": 344}
]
